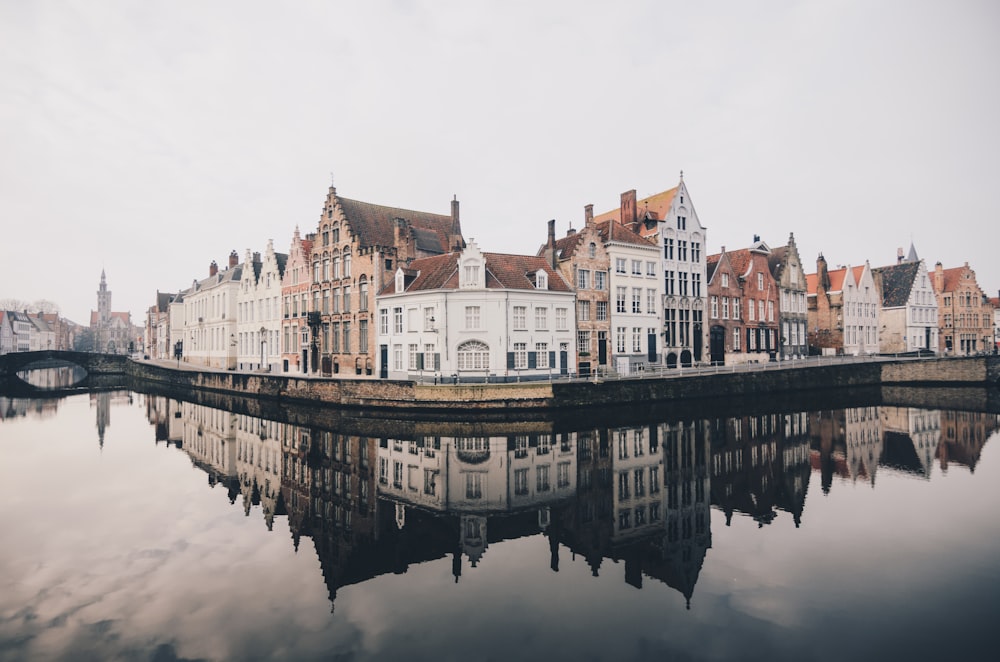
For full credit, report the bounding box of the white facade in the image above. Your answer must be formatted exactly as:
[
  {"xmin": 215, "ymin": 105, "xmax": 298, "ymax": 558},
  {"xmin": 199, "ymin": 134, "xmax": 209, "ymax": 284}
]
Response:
[
  {"xmin": 376, "ymin": 241, "xmax": 576, "ymax": 382},
  {"xmin": 658, "ymin": 179, "xmax": 708, "ymax": 367},
  {"xmin": 607, "ymin": 237, "xmax": 663, "ymax": 374},
  {"xmin": 903, "ymin": 262, "xmax": 939, "ymax": 352},
  {"xmin": 841, "ymin": 263, "xmax": 881, "ymax": 356},
  {"xmin": 175, "ymin": 258, "xmax": 242, "ymax": 369},
  {"xmin": 237, "ymin": 242, "xmax": 286, "ymax": 372}
]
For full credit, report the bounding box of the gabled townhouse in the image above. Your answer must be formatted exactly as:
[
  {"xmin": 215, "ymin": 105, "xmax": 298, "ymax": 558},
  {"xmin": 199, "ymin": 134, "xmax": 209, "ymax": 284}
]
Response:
[
  {"xmin": 376, "ymin": 240, "xmax": 576, "ymax": 382},
  {"xmin": 871, "ymin": 245, "xmax": 938, "ymax": 354},
  {"xmin": 767, "ymin": 233, "xmax": 809, "ymax": 360},
  {"xmin": 309, "ymin": 184, "xmax": 465, "ymax": 377},
  {"xmin": 591, "ymin": 176, "xmax": 707, "ymax": 368},
  {"xmin": 806, "ymin": 256, "xmax": 880, "ymax": 356},
  {"xmin": 538, "ymin": 215, "xmax": 610, "ymax": 377},
  {"xmin": 280, "ymin": 227, "xmax": 315, "ymax": 374},
  {"xmin": 932, "ymin": 261, "xmax": 994, "ymax": 355},
  {"xmin": 6, "ymin": 311, "xmax": 33, "ymax": 353},
  {"xmin": 706, "ymin": 238, "xmax": 780, "ymax": 365},
  {"xmin": 145, "ymin": 292, "xmax": 174, "ymax": 359},
  {"xmin": 705, "ymin": 252, "xmax": 742, "ymax": 364},
  {"xmin": 236, "ymin": 241, "xmax": 288, "ymax": 372},
  {"xmin": 28, "ymin": 315, "xmax": 54, "ymax": 351},
  {"xmin": 175, "ymin": 252, "xmax": 242, "ymax": 369}
]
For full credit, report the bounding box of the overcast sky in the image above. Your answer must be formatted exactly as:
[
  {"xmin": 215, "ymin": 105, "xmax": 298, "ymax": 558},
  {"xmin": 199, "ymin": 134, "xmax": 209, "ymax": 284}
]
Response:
[{"xmin": 2, "ymin": 0, "xmax": 998, "ymax": 325}]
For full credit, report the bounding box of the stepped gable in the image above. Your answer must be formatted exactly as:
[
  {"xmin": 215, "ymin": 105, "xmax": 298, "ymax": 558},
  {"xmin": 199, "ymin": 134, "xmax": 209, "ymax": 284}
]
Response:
[
  {"xmin": 338, "ymin": 197, "xmax": 454, "ymax": 253},
  {"xmin": 872, "ymin": 261, "xmax": 920, "ymax": 307}
]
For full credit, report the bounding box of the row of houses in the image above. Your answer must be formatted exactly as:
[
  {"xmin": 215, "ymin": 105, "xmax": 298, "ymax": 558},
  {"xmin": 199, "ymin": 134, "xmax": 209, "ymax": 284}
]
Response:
[
  {"xmin": 0, "ymin": 311, "xmax": 77, "ymax": 355},
  {"xmin": 146, "ymin": 176, "xmax": 999, "ymax": 380}
]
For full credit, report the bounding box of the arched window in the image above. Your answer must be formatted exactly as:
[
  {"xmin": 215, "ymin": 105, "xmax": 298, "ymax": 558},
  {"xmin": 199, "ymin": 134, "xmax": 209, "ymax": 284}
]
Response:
[
  {"xmin": 457, "ymin": 340, "xmax": 489, "ymax": 371},
  {"xmin": 343, "ymin": 247, "xmax": 351, "ymax": 277},
  {"xmin": 589, "ymin": 242, "xmax": 596, "ymax": 258}
]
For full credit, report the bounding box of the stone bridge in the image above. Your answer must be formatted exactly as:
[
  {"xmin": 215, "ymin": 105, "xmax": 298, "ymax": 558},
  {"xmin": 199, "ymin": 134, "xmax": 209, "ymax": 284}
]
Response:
[{"xmin": 0, "ymin": 350, "xmax": 130, "ymax": 388}]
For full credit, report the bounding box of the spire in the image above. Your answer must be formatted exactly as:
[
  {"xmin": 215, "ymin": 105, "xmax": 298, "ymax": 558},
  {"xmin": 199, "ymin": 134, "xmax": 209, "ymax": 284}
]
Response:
[{"xmin": 906, "ymin": 241, "xmax": 919, "ymax": 263}]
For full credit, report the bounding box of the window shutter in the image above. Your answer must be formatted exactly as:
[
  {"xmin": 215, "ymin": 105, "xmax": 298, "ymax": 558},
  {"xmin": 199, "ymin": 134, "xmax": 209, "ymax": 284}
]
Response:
[
  {"xmin": 507, "ymin": 352, "xmax": 515, "ymax": 369},
  {"xmin": 549, "ymin": 351, "xmax": 556, "ymax": 367},
  {"xmin": 417, "ymin": 353, "xmax": 424, "ymax": 370},
  {"xmin": 434, "ymin": 353, "xmax": 441, "ymax": 371},
  {"xmin": 528, "ymin": 352, "xmax": 537, "ymax": 369}
]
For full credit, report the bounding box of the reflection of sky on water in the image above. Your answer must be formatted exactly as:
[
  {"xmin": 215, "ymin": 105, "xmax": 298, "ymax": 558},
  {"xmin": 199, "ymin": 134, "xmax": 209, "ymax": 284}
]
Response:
[{"xmin": 0, "ymin": 393, "xmax": 998, "ymax": 661}]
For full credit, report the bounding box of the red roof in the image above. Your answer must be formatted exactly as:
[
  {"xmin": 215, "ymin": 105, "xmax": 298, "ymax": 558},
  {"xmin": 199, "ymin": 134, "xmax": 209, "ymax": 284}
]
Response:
[{"xmin": 382, "ymin": 251, "xmax": 572, "ymax": 294}]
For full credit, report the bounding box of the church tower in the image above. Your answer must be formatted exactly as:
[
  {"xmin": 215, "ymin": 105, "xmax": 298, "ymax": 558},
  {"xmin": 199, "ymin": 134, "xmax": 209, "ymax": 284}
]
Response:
[{"xmin": 98, "ymin": 270, "xmax": 111, "ymax": 323}]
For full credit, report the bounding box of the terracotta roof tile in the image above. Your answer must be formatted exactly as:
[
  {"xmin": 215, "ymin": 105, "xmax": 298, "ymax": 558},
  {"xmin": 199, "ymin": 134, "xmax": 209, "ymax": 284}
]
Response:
[
  {"xmin": 383, "ymin": 251, "xmax": 573, "ymax": 294},
  {"xmin": 594, "ymin": 220, "xmax": 656, "ymax": 248}
]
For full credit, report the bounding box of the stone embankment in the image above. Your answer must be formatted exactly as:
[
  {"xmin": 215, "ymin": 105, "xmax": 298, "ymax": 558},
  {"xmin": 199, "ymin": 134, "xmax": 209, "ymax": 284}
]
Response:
[{"xmin": 127, "ymin": 355, "xmax": 1000, "ymax": 414}]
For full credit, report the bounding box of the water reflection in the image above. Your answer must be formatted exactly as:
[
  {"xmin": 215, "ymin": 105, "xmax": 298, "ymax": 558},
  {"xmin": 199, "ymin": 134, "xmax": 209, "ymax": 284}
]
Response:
[
  {"xmin": 135, "ymin": 394, "xmax": 999, "ymax": 615},
  {"xmin": 15, "ymin": 363, "xmax": 88, "ymax": 389},
  {"xmin": 4, "ymin": 387, "xmax": 999, "ymax": 660}
]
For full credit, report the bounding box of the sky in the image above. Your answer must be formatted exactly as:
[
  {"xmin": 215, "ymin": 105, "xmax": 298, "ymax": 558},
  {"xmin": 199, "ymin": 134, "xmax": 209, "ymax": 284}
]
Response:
[{"xmin": 2, "ymin": 0, "xmax": 998, "ymax": 325}]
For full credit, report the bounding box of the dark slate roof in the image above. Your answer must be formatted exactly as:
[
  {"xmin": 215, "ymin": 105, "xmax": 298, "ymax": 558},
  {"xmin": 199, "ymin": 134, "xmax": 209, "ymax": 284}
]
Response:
[
  {"xmin": 275, "ymin": 253, "xmax": 289, "ymax": 278},
  {"xmin": 872, "ymin": 261, "xmax": 920, "ymax": 307},
  {"xmin": 338, "ymin": 197, "xmax": 454, "ymax": 252},
  {"xmin": 768, "ymin": 245, "xmax": 788, "ymax": 280}
]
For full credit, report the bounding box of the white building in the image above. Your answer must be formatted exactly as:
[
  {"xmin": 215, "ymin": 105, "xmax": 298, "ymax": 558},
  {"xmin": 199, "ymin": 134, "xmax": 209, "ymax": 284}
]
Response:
[
  {"xmin": 237, "ymin": 241, "xmax": 288, "ymax": 372},
  {"xmin": 591, "ymin": 176, "xmax": 707, "ymax": 369},
  {"xmin": 376, "ymin": 240, "xmax": 576, "ymax": 382},
  {"xmin": 174, "ymin": 252, "xmax": 242, "ymax": 369},
  {"xmin": 597, "ymin": 219, "xmax": 662, "ymax": 374},
  {"xmin": 872, "ymin": 247, "xmax": 939, "ymax": 354}
]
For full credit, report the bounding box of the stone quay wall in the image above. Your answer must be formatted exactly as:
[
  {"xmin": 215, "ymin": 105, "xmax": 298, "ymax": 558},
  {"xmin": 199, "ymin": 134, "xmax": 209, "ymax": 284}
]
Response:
[{"xmin": 127, "ymin": 356, "xmax": 999, "ymax": 413}]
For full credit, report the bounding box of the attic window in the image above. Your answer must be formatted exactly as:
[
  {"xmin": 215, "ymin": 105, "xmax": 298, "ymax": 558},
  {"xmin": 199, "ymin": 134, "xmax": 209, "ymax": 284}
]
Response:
[
  {"xmin": 535, "ymin": 270, "xmax": 548, "ymax": 290},
  {"xmin": 588, "ymin": 242, "xmax": 596, "ymax": 258}
]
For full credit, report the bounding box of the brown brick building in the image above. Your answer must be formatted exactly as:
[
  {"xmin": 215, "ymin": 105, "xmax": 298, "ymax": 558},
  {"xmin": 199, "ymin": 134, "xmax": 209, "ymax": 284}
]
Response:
[
  {"xmin": 308, "ymin": 185, "xmax": 464, "ymax": 376},
  {"xmin": 932, "ymin": 262, "xmax": 994, "ymax": 355},
  {"xmin": 540, "ymin": 208, "xmax": 611, "ymax": 376}
]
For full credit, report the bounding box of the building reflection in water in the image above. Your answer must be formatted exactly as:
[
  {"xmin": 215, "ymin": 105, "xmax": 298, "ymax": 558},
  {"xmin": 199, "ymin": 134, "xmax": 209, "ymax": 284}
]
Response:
[{"xmin": 136, "ymin": 395, "xmax": 998, "ymax": 615}]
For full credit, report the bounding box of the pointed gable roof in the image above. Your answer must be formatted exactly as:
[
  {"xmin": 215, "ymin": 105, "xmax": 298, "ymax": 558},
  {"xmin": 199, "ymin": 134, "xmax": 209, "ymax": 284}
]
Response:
[
  {"xmin": 337, "ymin": 197, "xmax": 455, "ymax": 253},
  {"xmin": 872, "ymin": 261, "xmax": 920, "ymax": 308},
  {"xmin": 806, "ymin": 267, "xmax": 848, "ymax": 295}
]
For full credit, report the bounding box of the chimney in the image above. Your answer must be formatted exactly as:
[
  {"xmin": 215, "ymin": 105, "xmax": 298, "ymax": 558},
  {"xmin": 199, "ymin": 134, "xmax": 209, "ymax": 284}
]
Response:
[
  {"xmin": 253, "ymin": 251, "xmax": 261, "ymax": 265},
  {"xmin": 753, "ymin": 234, "xmax": 760, "ymax": 243},
  {"xmin": 209, "ymin": 260, "xmax": 219, "ymax": 277},
  {"xmin": 229, "ymin": 250, "xmax": 239, "ymax": 268},
  {"xmin": 934, "ymin": 262, "xmax": 944, "ymax": 292},
  {"xmin": 451, "ymin": 195, "xmax": 464, "ymax": 250},
  {"xmin": 817, "ymin": 253, "xmax": 830, "ymax": 291},
  {"xmin": 584, "ymin": 204, "xmax": 594, "ymax": 227},
  {"xmin": 897, "ymin": 247, "xmax": 904, "ymax": 264},
  {"xmin": 620, "ymin": 190, "xmax": 637, "ymax": 231},
  {"xmin": 546, "ymin": 219, "xmax": 557, "ymax": 269}
]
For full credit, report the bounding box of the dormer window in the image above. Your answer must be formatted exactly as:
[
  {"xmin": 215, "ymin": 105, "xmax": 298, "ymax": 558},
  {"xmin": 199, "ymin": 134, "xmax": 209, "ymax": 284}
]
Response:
[
  {"xmin": 464, "ymin": 264, "xmax": 480, "ymax": 283},
  {"xmin": 535, "ymin": 270, "xmax": 548, "ymax": 290},
  {"xmin": 459, "ymin": 241, "xmax": 486, "ymax": 289},
  {"xmin": 395, "ymin": 268, "xmax": 405, "ymax": 293}
]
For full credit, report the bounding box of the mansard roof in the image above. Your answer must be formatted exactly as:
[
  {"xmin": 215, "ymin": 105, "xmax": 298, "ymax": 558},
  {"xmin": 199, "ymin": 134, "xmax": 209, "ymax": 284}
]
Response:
[
  {"xmin": 872, "ymin": 261, "xmax": 920, "ymax": 308},
  {"xmin": 337, "ymin": 197, "xmax": 456, "ymax": 253},
  {"xmin": 381, "ymin": 251, "xmax": 572, "ymax": 295}
]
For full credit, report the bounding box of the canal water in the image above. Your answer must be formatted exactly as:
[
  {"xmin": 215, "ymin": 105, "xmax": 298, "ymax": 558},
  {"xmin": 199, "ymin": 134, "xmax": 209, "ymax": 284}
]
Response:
[{"xmin": 1, "ymin": 385, "xmax": 998, "ymax": 662}]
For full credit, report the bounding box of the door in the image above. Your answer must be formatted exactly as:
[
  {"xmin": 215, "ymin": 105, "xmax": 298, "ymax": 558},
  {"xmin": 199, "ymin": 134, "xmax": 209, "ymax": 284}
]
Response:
[
  {"xmin": 380, "ymin": 345, "xmax": 389, "ymax": 379},
  {"xmin": 710, "ymin": 326, "xmax": 725, "ymax": 365}
]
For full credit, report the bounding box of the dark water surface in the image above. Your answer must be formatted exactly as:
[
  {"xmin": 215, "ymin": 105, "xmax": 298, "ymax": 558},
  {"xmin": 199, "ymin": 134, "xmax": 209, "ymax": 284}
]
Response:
[{"xmin": 1, "ymin": 387, "xmax": 998, "ymax": 662}]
